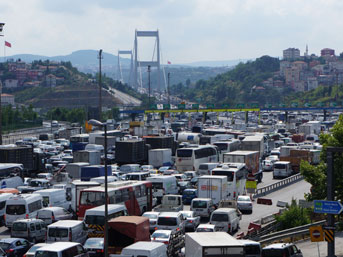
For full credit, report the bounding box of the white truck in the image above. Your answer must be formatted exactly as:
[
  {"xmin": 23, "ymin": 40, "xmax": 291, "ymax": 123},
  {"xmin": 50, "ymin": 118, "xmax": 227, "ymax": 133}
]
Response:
[
  {"xmin": 241, "ymin": 135, "xmax": 265, "ymax": 158},
  {"xmin": 185, "ymin": 232, "xmax": 245, "ymax": 257},
  {"xmin": 65, "ymin": 162, "xmax": 90, "ymax": 179},
  {"xmin": 197, "ymin": 176, "xmax": 227, "ymax": 206},
  {"xmin": 110, "ymin": 242, "xmax": 167, "ymax": 257},
  {"xmin": 73, "ymin": 150, "xmax": 101, "ymax": 165},
  {"xmin": 148, "ymin": 149, "xmax": 173, "ymax": 168},
  {"xmin": 153, "ymin": 195, "xmax": 183, "ymax": 212}
]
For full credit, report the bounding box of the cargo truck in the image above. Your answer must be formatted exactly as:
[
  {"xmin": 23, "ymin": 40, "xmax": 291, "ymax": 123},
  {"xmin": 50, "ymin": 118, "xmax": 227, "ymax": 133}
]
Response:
[
  {"xmin": 241, "ymin": 135, "xmax": 265, "ymax": 158},
  {"xmin": 80, "ymin": 165, "xmax": 112, "ymax": 181},
  {"xmin": 153, "ymin": 195, "xmax": 183, "ymax": 212},
  {"xmin": 223, "ymin": 150, "xmax": 262, "ymax": 182},
  {"xmin": 185, "ymin": 232, "xmax": 245, "ymax": 257},
  {"xmin": 115, "ymin": 140, "xmax": 147, "ymax": 164},
  {"xmin": 197, "ymin": 175, "xmax": 227, "ymax": 205},
  {"xmin": 65, "ymin": 162, "xmax": 90, "ymax": 179},
  {"xmin": 73, "ymin": 150, "xmax": 101, "ymax": 165},
  {"xmin": 148, "ymin": 148, "xmax": 172, "ymax": 168}
]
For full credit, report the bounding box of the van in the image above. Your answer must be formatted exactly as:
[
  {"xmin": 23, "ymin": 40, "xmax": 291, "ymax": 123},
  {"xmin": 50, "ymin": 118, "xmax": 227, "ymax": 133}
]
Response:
[
  {"xmin": 210, "ymin": 208, "xmax": 240, "ymax": 234},
  {"xmin": 198, "ymin": 163, "xmax": 219, "ymax": 176},
  {"xmin": 5, "ymin": 194, "xmax": 43, "ymax": 228},
  {"xmin": 273, "ymin": 161, "xmax": 292, "ymax": 179},
  {"xmin": 147, "ymin": 176, "xmax": 178, "ymax": 203},
  {"xmin": 120, "ymin": 164, "xmax": 141, "ymax": 173},
  {"xmin": 126, "ymin": 172, "xmax": 150, "ymax": 181},
  {"xmin": 155, "ymin": 212, "xmax": 185, "ymax": 232},
  {"xmin": 182, "ymin": 189, "xmax": 197, "ymax": 205},
  {"xmin": 190, "ymin": 198, "xmax": 215, "ymax": 218},
  {"xmin": 84, "ymin": 204, "xmax": 128, "ymax": 237},
  {"xmin": 11, "ymin": 219, "xmax": 46, "ymax": 243},
  {"xmin": 37, "ymin": 207, "xmax": 73, "ymax": 225},
  {"xmin": 35, "ymin": 188, "xmax": 69, "ymax": 209},
  {"xmin": 240, "ymin": 240, "xmax": 262, "ymax": 257},
  {"xmin": 47, "ymin": 220, "xmax": 88, "ymax": 244},
  {"xmin": 0, "ymin": 193, "xmax": 13, "ymax": 225},
  {"xmin": 34, "ymin": 242, "xmax": 88, "ymax": 257},
  {"xmin": 120, "ymin": 241, "xmax": 167, "ymax": 257}
]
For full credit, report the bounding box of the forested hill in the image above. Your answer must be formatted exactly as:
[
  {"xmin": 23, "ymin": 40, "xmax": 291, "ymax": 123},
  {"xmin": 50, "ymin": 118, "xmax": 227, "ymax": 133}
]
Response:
[{"xmin": 170, "ymin": 55, "xmax": 288, "ymax": 106}]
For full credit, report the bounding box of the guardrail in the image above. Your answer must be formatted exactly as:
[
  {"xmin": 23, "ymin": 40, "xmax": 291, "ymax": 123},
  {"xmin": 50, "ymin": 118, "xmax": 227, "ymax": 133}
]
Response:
[
  {"xmin": 254, "ymin": 173, "xmax": 304, "ymax": 198},
  {"xmin": 258, "ymin": 220, "xmax": 326, "ymax": 245}
]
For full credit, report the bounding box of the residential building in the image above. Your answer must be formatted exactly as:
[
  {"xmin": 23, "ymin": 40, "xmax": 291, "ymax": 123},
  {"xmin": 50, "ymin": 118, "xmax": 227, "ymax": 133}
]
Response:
[
  {"xmin": 46, "ymin": 74, "xmax": 57, "ymax": 87},
  {"xmin": 321, "ymin": 48, "xmax": 335, "ymax": 57},
  {"xmin": 1, "ymin": 93, "xmax": 15, "ymax": 105},
  {"xmin": 283, "ymin": 48, "xmax": 300, "ymax": 60},
  {"xmin": 280, "ymin": 61, "xmax": 292, "ymax": 76},
  {"xmin": 3, "ymin": 79, "xmax": 18, "ymax": 88},
  {"xmin": 307, "ymin": 77, "xmax": 318, "ymax": 91}
]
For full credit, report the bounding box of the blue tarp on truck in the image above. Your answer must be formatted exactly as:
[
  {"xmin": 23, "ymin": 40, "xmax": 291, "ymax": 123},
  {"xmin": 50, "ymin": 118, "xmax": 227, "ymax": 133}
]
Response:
[{"xmin": 80, "ymin": 165, "xmax": 112, "ymax": 181}]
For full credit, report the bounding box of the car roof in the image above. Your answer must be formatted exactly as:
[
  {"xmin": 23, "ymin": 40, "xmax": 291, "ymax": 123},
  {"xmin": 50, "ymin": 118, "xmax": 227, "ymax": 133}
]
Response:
[
  {"xmin": 152, "ymin": 230, "xmax": 172, "ymax": 234},
  {"xmin": 197, "ymin": 224, "xmax": 215, "ymax": 228},
  {"xmin": 36, "ymin": 242, "xmax": 81, "ymax": 251},
  {"xmin": 158, "ymin": 212, "xmax": 180, "ymax": 217},
  {"xmin": 263, "ymin": 243, "xmax": 293, "ymax": 249},
  {"xmin": 0, "ymin": 238, "xmax": 20, "ymax": 243}
]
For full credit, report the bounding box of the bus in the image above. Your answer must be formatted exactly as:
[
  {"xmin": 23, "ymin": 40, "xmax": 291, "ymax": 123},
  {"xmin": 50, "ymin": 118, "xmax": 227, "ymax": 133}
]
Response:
[
  {"xmin": 175, "ymin": 145, "xmax": 218, "ymax": 172},
  {"xmin": 213, "ymin": 140, "xmax": 241, "ymax": 162},
  {"xmin": 78, "ymin": 180, "xmax": 153, "ymax": 218},
  {"xmin": 211, "ymin": 163, "xmax": 248, "ymax": 200}
]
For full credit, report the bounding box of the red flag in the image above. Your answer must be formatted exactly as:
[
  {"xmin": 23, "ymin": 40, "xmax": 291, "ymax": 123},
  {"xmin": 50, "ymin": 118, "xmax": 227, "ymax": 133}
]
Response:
[
  {"xmin": 167, "ymin": 61, "xmax": 171, "ymax": 64},
  {"xmin": 5, "ymin": 41, "xmax": 11, "ymax": 48}
]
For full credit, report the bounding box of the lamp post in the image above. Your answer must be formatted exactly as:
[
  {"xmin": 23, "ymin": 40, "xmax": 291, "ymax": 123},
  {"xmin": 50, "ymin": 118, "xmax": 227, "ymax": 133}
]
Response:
[
  {"xmin": 98, "ymin": 50, "xmax": 103, "ymax": 120},
  {"xmin": 88, "ymin": 119, "xmax": 108, "ymax": 257},
  {"xmin": 0, "ymin": 22, "xmax": 5, "ymax": 146}
]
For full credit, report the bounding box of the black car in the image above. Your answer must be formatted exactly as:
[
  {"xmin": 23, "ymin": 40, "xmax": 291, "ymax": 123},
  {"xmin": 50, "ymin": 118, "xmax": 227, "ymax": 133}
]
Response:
[
  {"xmin": 83, "ymin": 238, "xmax": 104, "ymax": 257},
  {"xmin": 178, "ymin": 181, "xmax": 191, "ymax": 194},
  {"xmin": 190, "ymin": 176, "xmax": 199, "ymax": 187},
  {"xmin": 0, "ymin": 238, "xmax": 32, "ymax": 257}
]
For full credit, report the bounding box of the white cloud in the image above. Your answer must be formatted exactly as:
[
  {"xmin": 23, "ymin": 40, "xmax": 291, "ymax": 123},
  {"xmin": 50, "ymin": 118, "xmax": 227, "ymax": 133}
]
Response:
[{"xmin": 1, "ymin": 0, "xmax": 343, "ymax": 62}]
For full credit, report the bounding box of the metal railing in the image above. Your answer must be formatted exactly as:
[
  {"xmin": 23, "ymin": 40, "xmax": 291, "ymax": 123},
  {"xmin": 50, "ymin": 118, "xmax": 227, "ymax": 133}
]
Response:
[{"xmin": 254, "ymin": 173, "xmax": 304, "ymax": 198}]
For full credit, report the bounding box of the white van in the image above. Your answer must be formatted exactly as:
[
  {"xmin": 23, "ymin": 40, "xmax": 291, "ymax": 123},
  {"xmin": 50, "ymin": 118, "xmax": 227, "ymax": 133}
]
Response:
[
  {"xmin": 198, "ymin": 163, "xmax": 219, "ymax": 176},
  {"xmin": 190, "ymin": 198, "xmax": 215, "ymax": 218},
  {"xmin": 35, "ymin": 188, "xmax": 69, "ymax": 209},
  {"xmin": 120, "ymin": 164, "xmax": 140, "ymax": 173},
  {"xmin": 34, "ymin": 242, "xmax": 88, "ymax": 257},
  {"xmin": 147, "ymin": 176, "xmax": 178, "ymax": 203},
  {"xmin": 0, "ymin": 193, "xmax": 13, "ymax": 225},
  {"xmin": 37, "ymin": 207, "xmax": 73, "ymax": 225},
  {"xmin": 5, "ymin": 194, "xmax": 43, "ymax": 228},
  {"xmin": 273, "ymin": 161, "xmax": 292, "ymax": 179},
  {"xmin": 126, "ymin": 172, "xmax": 150, "ymax": 181},
  {"xmin": 84, "ymin": 204, "xmax": 128, "ymax": 237},
  {"xmin": 11, "ymin": 218, "xmax": 46, "ymax": 243},
  {"xmin": 210, "ymin": 208, "xmax": 240, "ymax": 234},
  {"xmin": 120, "ymin": 242, "xmax": 167, "ymax": 257},
  {"xmin": 47, "ymin": 220, "xmax": 88, "ymax": 244}
]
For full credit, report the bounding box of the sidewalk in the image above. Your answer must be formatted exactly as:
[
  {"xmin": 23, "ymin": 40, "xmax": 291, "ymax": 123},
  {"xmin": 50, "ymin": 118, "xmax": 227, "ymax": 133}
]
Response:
[{"xmin": 297, "ymin": 232, "xmax": 343, "ymax": 257}]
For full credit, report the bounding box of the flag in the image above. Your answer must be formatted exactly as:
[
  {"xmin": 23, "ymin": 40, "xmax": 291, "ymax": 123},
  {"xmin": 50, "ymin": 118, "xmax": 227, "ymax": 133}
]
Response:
[
  {"xmin": 5, "ymin": 41, "xmax": 11, "ymax": 48},
  {"xmin": 167, "ymin": 61, "xmax": 171, "ymax": 64}
]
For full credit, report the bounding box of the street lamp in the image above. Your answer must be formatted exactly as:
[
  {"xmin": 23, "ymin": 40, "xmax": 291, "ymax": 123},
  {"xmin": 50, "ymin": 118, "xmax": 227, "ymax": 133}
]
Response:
[
  {"xmin": 0, "ymin": 22, "xmax": 5, "ymax": 145},
  {"xmin": 88, "ymin": 119, "xmax": 108, "ymax": 257}
]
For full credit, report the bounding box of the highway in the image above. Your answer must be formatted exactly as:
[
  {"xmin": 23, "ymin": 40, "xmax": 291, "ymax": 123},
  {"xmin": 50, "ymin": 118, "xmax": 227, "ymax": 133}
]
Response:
[{"xmin": 107, "ymin": 88, "xmax": 142, "ymax": 106}]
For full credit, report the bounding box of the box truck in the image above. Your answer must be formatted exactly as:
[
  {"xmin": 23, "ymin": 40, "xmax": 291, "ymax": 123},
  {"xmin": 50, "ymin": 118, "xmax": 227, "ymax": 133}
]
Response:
[
  {"xmin": 197, "ymin": 176, "xmax": 227, "ymax": 205},
  {"xmin": 148, "ymin": 149, "xmax": 172, "ymax": 168}
]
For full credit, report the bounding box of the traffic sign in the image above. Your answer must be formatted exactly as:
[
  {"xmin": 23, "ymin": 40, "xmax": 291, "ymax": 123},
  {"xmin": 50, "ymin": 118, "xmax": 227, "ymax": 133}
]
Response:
[
  {"xmin": 207, "ymin": 104, "xmax": 215, "ymax": 109},
  {"xmin": 163, "ymin": 104, "xmax": 170, "ymax": 110},
  {"xmin": 149, "ymin": 104, "xmax": 157, "ymax": 110},
  {"xmin": 324, "ymin": 229, "xmax": 334, "ymax": 242},
  {"xmin": 177, "ymin": 104, "xmax": 185, "ymax": 109},
  {"xmin": 192, "ymin": 104, "xmax": 199, "ymax": 109},
  {"xmin": 246, "ymin": 180, "xmax": 257, "ymax": 189},
  {"xmin": 309, "ymin": 226, "xmax": 323, "ymax": 242},
  {"xmin": 314, "ymin": 200, "xmax": 343, "ymax": 214}
]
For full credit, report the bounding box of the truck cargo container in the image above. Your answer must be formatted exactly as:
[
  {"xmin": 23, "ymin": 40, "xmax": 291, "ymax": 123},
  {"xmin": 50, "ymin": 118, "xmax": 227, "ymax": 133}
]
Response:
[
  {"xmin": 115, "ymin": 140, "xmax": 146, "ymax": 164},
  {"xmin": 177, "ymin": 132, "xmax": 201, "ymax": 144},
  {"xmin": 148, "ymin": 149, "xmax": 172, "ymax": 168},
  {"xmin": 197, "ymin": 176, "xmax": 227, "ymax": 205},
  {"xmin": 0, "ymin": 146, "xmax": 34, "ymax": 171},
  {"xmin": 241, "ymin": 135, "xmax": 265, "ymax": 158},
  {"xmin": 73, "ymin": 150, "xmax": 101, "ymax": 165},
  {"xmin": 66, "ymin": 162, "xmax": 90, "ymax": 179},
  {"xmin": 223, "ymin": 150, "xmax": 262, "ymax": 182},
  {"xmin": 144, "ymin": 136, "xmax": 176, "ymax": 155},
  {"xmin": 280, "ymin": 146, "xmax": 298, "ymax": 157},
  {"xmin": 94, "ymin": 135, "xmax": 117, "ymax": 149},
  {"xmin": 185, "ymin": 232, "xmax": 244, "ymax": 257},
  {"xmin": 80, "ymin": 165, "xmax": 112, "ymax": 181}
]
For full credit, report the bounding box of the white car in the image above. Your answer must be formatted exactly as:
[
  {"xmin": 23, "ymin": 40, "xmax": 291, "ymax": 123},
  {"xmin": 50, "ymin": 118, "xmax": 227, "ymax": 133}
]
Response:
[
  {"xmin": 195, "ymin": 224, "xmax": 216, "ymax": 232},
  {"xmin": 237, "ymin": 195, "xmax": 253, "ymax": 214},
  {"xmin": 262, "ymin": 160, "xmax": 274, "ymax": 171},
  {"xmin": 151, "ymin": 230, "xmax": 172, "ymax": 244},
  {"xmin": 142, "ymin": 211, "xmax": 159, "ymax": 232},
  {"xmin": 179, "ymin": 211, "xmax": 200, "ymax": 231}
]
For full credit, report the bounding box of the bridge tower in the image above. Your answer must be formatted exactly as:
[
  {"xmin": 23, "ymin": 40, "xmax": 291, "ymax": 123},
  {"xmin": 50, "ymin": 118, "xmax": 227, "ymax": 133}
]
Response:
[
  {"xmin": 134, "ymin": 30, "xmax": 161, "ymax": 92},
  {"xmin": 117, "ymin": 50, "xmax": 134, "ymax": 88}
]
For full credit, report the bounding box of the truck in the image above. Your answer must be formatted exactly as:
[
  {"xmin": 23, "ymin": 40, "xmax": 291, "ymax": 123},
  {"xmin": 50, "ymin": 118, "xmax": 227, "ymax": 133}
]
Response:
[
  {"xmin": 148, "ymin": 149, "xmax": 173, "ymax": 168},
  {"xmin": 153, "ymin": 195, "xmax": 183, "ymax": 212},
  {"xmin": 112, "ymin": 242, "xmax": 167, "ymax": 257},
  {"xmin": 223, "ymin": 150, "xmax": 262, "ymax": 182},
  {"xmin": 241, "ymin": 135, "xmax": 265, "ymax": 158},
  {"xmin": 80, "ymin": 165, "xmax": 112, "ymax": 181},
  {"xmin": 108, "ymin": 216, "xmax": 151, "ymax": 255},
  {"xmin": 0, "ymin": 146, "xmax": 34, "ymax": 171},
  {"xmin": 185, "ymin": 232, "xmax": 244, "ymax": 257},
  {"xmin": 73, "ymin": 150, "xmax": 101, "ymax": 165},
  {"xmin": 197, "ymin": 176, "xmax": 227, "ymax": 206},
  {"xmin": 65, "ymin": 162, "xmax": 90, "ymax": 179},
  {"xmin": 115, "ymin": 140, "xmax": 147, "ymax": 164}
]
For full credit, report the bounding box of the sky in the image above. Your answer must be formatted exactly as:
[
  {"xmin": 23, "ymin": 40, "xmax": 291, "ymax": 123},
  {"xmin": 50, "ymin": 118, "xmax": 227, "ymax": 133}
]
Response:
[{"xmin": 1, "ymin": 0, "xmax": 343, "ymax": 64}]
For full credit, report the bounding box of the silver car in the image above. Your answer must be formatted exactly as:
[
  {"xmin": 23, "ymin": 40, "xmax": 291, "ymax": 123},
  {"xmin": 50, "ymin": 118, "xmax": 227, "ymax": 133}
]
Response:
[
  {"xmin": 237, "ymin": 195, "xmax": 253, "ymax": 214},
  {"xmin": 180, "ymin": 211, "xmax": 200, "ymax": 231},
  {"xmin": 142, "ymin": 211, "xmax": 159, "ymax": 232}
]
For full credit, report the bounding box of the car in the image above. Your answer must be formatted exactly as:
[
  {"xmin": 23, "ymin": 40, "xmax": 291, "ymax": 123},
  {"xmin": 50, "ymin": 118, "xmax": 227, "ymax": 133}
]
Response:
[
  {"xmin": 195, "ymin": 224, "xmax": 216, "ymax": 232},
  {"xmin": 182, "ymin": 188, "xmax": 197, "ymax": 205},
  {"xmin": 163, "ymin": 169, "xmax": 179, "ymax": 175},
  {"xmin": 266, "ymin": 155, "xmax": 279, "ymax": 163},
  {"xmin": 158, "ymin": 166, "xmax": 171, "ymax": 174},
  {"xmin": 141, "ymin": 165, "xmax": 154, "ymax": 172},
  {"xmin": 83, "ymin": 237, "xmax": 104, "ymax": 257},
  {"xmin": 236, "ymin": 195, "xmax": 253, "ymax": 214},
  {"xmin": 172, "ymin": 174, "xmax": 188, "ymax": 181},
  {"xmin": 0, "ymin": 238, "xmax": 32, "ymax": 257},
  {"xmin": 142, "ymin": 211, "xmax": 160, "ymax": 232},
  {"xmin": 177, "ymin": 181, "xmax": 191, "ymax": 194},
  {"xmin": 262, "ymin": 160, "xmax": 274, "ymax": 171},
  {"xmin": 190, "ymin": 176, "xmax": 199, "ymax": 187},
  {"xmin": 151, "ymin": 229, "xmax": 172, "ymax": 244},
  {"xmin": 179, "ymin": 211, "xmax": 200, "ymax": 231},
  {"xmin": 184, "ymin": 171, "xmax": 197, "ymax": 180},
  {"xmin": 23, "ymin": 243, "xmax": 49, "ymax": 257},
  {"xmin": 262, "ymin": 243, "xmax": 303, "ymax": 257}
]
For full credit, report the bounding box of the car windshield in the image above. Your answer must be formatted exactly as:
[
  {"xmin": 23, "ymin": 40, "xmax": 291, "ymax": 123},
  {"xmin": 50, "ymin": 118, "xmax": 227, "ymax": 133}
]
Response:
[
  {"xmin": 48, "ymin": 228, "xmax": 68, "ymax": 237},
  {"xmin": 0, "ymin": 242, "xmax": 10, "ymax": 250},
  {"xmin": 177, "ymin": 149, "xmax": 192, "ymax": 157},
  {"xmin": 157, "ymin": 217, "xmax": 177, "ymax": 226},
  {"xmin": 6, "ymin": 205, "xmax": 26, "ymax": 215},
  {"xmin": 192, "ymin": 201, "xmax": 207, "ymax": 208},
  {"xmin": 152, "ymin": 182, "xmax": 163, "ymax": 190},
  {"xmin": 238, "ymin": 197, "xmax": 250, "ymax": 202},
  {"xmin": 183, "ymin": 190, "xmax": 195, "ymax": 196},
  {"xmin": 84, "ymin": 238, "xmax": 104, "ymax": 249},
  {"xmin": 211, "ymin": 213, "xmax": 229, "ymax": 222},
  {"xmin": 245, "ymin": 245, "xmax": 261, "ymax": 254},
  {"xmin": 196, "ymin": 228, "xmax": 213, "ymax": 232},
  {"xmin": 29, "ymin": 180, "xmax": 43, "ymax": 187},
  {"xmin": 181, "ymin": 212, "xmax": 192, "ymax": 218},
  {"xmin": 274, "ymin": 164, "xmax": 286, "ymax": 169},
  {"xmin": 152, "ymin": 232, "xmax": 170, "ymax": 239},
  {"xmin": 211, "ymin": 170, "xmax": 234, "ymax": 182},
  {"xmin": 261, "ymin": 249, "xmax": 285, "ymax": 257},
  {"xmin": 35, "ymin": 251, "xmax": 58, "ymax": 257},
  {"xmin": 28, "ymin": 245, "xmax": 44, "ymax": 253},
  {"xmin": 85, "ymin": 215, "xmax": 105, "ymax": 226},
  {"xmin": 13, "ymin": 222, "xmax": 27, "ymax": 231},
  {"xmin": 143, "ymin": 213, "xmax": 158, "ymax": 219}
]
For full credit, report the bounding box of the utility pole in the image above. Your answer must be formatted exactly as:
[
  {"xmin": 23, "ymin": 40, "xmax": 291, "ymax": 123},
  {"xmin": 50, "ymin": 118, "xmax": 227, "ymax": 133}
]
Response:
[
  {"xmin": 98, "ymin": 49, "xmax": 103, "ymax": 120},
  {"xmin": 148, "ymin": 65, "xmax": 151, "ymax": 108},
  {"xmin": 0, "ymin": 22, "xmax": 5, "ymax": 146},
  {"xmin": 167, "ymin": 72, "xmax": 170, "ymax": 106}
]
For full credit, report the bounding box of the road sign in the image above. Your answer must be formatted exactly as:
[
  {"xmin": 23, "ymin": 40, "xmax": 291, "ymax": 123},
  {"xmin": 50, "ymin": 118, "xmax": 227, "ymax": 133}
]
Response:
[
  {"xmin": 314, "ymin": 200, "xmax": 343, "ymax": 214},
  {"xmin": 324, "ymin": 229, "xmax": 334, "ymax": 242},
  {"xmin": 163, "ymin": 104, "xmax": 170, "ymax": 110},
  {"xmin": 309, "ymin": 226, "xmax": 323, "ymax": 242},
  {"xmin": 177, "ymin": 104, "xmax": 185, "ymax": 109},
  {"xmin": 246, "ymin": 180, "xmax": 257, "ymax": 189},
  {"xmin": 192, "ymin": 104, "xmax": 199, "ymax": 109},
  {"xmin": 207, "ymin": 104, "xmax": 215, "ymax": 109},
  {"xmin": 149, "ymin": 104, "xmax": 157, "ymax": 110}
]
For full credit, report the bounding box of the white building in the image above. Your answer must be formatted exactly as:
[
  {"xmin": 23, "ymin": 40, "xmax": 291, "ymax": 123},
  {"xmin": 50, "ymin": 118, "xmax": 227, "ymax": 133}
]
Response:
[
  {"xmin": 4, "ymin": 79, "xmax": 18, "ymax": 88},
  {"xmin": 1, "ymin": 93, "xmax": 15, "ymax": 105},
  {"xmin": 283, "ymin": 48, "xmax": 300, "ymax": 60}
]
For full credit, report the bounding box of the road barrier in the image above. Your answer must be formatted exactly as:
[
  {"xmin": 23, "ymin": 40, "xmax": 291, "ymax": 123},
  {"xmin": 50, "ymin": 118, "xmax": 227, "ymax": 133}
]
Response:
[
  {"xmin": 254, "ymin": 173, "xmax": 303, "ymax": 198},
  {"xmin": 257, "ymin": 198, "xmax": 273, "ymax": 205}
]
